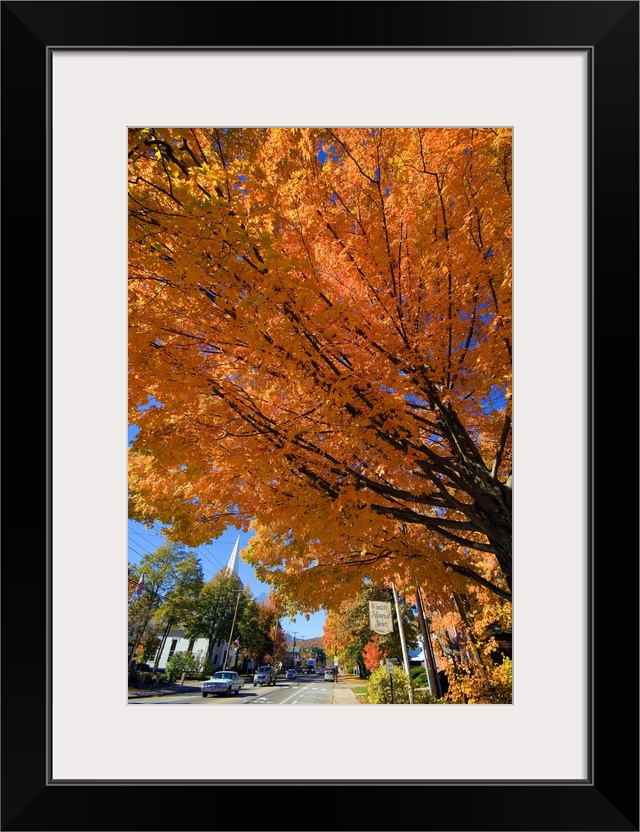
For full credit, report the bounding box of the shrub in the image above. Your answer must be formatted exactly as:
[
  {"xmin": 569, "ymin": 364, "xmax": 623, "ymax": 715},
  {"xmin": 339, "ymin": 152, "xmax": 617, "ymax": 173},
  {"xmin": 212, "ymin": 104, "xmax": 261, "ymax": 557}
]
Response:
[
  {"xmin": 414, "ymin": 688, "xmax": 446, "ymax": 704},
  {"xmin": 442, "ymin": 656, "xmax": 512, "ymax": 704},
  {"xmin": 367, "ymin": 665, "xmax": 407, "ymax": 703},
  {"xmin": 366, "ymin": 666, "xmax": 445, "ymax": 704},
  {"xmin": 134, "ymin": 671, "xmax": 153, "ymax": 688},
  {"xmin": 410, "ymin": 667, "xmax": 428, "ymax": 687},
  {"xmin": 166, "ymin": 650, "xmax": 203, "ymax": 679}
]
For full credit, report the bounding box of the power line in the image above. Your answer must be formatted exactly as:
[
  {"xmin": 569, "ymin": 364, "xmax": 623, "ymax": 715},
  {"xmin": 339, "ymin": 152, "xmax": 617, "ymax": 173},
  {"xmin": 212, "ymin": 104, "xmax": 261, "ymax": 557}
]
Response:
[
  {"xmin": 128, "ymin": 575, "xmax": 168, "ymax": 604},
  {"xmin": 128, "ymin": 532, "xmax": 161, "ymax": 556},
  {"xmin": 128, "ymin": 541, "xmax": 149, "ymax": 560},
  {"xmin": 128, "ymin": 523, "xmax": 225, "ymax": 579},
  {"xmin": 148, "ymin": 520, "xmax": 226, "ymax": 575}
]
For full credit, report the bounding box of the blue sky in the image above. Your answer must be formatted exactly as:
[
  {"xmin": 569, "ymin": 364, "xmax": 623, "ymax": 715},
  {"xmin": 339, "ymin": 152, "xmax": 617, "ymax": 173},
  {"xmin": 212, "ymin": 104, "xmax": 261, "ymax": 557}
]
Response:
[{"xmin": 127, "ymin": 519, "xmax": 327, "ymax": 640}]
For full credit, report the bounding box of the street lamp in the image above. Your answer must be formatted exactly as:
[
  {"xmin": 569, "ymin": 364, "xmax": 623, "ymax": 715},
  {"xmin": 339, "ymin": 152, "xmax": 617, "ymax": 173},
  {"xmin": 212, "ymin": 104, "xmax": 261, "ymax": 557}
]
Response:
[{"xmin": 222, "ymin": 589, "xmax": 243, "ymax": 671}]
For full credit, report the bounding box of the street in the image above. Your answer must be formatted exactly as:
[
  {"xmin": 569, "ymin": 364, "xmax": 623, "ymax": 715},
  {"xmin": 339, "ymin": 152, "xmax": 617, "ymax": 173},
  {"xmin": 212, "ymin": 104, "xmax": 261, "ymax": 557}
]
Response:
[{"xmin": 129, "ymin": 672, "xmax": 337, "ymax": 705}]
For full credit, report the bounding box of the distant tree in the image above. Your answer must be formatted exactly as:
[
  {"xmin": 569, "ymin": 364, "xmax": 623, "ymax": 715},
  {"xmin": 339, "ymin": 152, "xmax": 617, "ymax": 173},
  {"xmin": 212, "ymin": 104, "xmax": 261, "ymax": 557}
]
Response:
[
  {"xmin": 323, "ymin": 580, "xmax": 418, "ymax": 678},
  {"xmin": 127, "ymin": 543, "xmax": 204, "ymax": 668},
  {"xmin": 362, "ymin": 636, "xmax": 386, "ymax": 674},
  {"xmin": 310, "ymin": 645, "xmax": 326, "ymax": 665},
  {"xmin": 184, "ymin": 570, "xmax": 249, "ymax": 669},
  {"xmin": 235, "ymin": 595, "xmax": 281, "ymax": 667},
  {"xmin": 133, "ymin": 631, "xmax": 162, "ymax": 665}
]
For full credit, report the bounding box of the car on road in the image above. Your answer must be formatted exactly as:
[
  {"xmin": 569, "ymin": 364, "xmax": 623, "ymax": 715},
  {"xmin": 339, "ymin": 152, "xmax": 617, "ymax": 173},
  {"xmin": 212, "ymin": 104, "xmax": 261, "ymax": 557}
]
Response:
[
  {"xmin": 285, "ymin": 669, "xmax": 296, "ymax": 680},
  {"xmin": 201, "ymin": 671, "xmax": 244, "ymax": 698},
  {"xmin": 324, "ymin": 668, "xmax": 335, "ymax": 682},
  {"xmin": 253, "ymin": 665, "xmax": 278, "ymax": 686}
]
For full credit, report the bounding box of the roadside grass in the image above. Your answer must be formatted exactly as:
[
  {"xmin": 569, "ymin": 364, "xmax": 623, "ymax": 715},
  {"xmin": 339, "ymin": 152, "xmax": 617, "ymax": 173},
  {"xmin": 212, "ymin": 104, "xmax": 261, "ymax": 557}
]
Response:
[{"xmin": 353, "ymin": 683, "xmax": 369, "ymax": 703}]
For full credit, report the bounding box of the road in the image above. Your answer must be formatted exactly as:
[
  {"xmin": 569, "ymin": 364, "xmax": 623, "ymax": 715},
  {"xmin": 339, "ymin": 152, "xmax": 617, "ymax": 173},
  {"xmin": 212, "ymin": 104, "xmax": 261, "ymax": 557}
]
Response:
[{"xmin": 129, "ymin": 672, "xmax": 337, "ymax": 705}]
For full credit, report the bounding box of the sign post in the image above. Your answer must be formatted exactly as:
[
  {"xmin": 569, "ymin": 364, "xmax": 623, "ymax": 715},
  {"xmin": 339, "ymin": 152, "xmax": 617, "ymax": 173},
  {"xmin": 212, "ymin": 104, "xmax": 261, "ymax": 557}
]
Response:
[{"xmin": 385, "ymin": 658, "xmax": 395, "ymax": 703}]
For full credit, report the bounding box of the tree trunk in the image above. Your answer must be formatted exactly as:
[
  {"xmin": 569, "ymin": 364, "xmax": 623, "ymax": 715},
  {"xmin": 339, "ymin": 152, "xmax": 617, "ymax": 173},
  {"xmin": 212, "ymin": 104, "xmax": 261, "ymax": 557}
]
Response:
[{"xmin": 153, "ymin": 617, "xmax": 175, "ymax": 673}]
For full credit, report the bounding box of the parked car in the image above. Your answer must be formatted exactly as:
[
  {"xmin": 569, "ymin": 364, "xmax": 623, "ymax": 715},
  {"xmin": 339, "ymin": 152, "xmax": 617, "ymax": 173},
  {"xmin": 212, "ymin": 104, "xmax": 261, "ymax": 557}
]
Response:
[
  {"xmin": 201, "ymin": 671, "xmax": 244, "ymax": 698},
  {"xmin": 253, "ymin": 665, "xmax": 277, "ymax": 686},
  {"xmin": 324, "ymin": 668, "xmax": 335, "ymax": 682},
  {"xmin": 285, "ymin": 669, "xmax": 296, "ymax": 680}
]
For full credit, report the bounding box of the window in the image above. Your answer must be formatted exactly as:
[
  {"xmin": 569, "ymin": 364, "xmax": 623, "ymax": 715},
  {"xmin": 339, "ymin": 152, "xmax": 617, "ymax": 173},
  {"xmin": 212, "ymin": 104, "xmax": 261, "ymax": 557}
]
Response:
[
  {"xmin": 187, "ymin": 639, "xmax": 195, "ymax": 653},
  {"xmin": 168, "ymin": 639, "xmax": 178, "ymax": 660}
]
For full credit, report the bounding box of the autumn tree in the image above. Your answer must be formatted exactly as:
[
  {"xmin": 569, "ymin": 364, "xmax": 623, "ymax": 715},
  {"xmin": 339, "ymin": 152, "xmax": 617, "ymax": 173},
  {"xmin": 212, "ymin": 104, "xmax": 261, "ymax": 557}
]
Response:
[
  {"xmin": 323, "ymin": 580, "xmax": 418, "ymax": 677},
  {"xmin": 132, "ymin": 632, "xmax": 162, "ymax": 666},
  {"xmin": 235, "ymin": 595, "xmax": 283, "ymax": 667},
  {"xmin": 423, "ymin": 580, "xmax": 512, "ymax": 703},
  {"xmin": 309, "ymin": 645, "xmax": 326, "ymax": 666},
  {"xmin": 127, "ymin": 544, "xmax": 203, "ymax": 668},
  {"xmin": 129, "ymin": 127, "xmax": 512, "ymax": 616},
  {"xmin": 362, "ymin": 636, "xmax": 386, "ymax": 674}
]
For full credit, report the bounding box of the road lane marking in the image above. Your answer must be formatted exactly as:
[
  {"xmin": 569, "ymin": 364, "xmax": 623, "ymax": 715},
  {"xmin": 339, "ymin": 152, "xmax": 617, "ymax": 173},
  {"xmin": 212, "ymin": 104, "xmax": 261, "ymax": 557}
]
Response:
[{"xmin": 278, "ymin": 687, "xmax": 306, "ymax": 704}]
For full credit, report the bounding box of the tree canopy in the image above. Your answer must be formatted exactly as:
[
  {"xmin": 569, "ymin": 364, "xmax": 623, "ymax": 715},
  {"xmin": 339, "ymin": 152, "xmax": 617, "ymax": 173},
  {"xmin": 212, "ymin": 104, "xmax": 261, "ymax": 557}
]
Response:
[{"xmin": 129, "ymin": 127, "xmax": 512, "ymax": 612}]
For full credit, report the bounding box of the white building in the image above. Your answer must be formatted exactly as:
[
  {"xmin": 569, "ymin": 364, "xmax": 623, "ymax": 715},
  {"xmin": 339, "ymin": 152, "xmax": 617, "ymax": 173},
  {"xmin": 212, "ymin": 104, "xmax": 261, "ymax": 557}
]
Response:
[{"xmin": 150, "ymin": 536, "xmax": 251, "ymax": 673}]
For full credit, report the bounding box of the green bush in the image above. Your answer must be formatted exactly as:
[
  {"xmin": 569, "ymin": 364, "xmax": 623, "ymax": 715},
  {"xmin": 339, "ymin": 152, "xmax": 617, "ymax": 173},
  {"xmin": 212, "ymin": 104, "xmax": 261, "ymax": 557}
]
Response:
[
  {"xmin": 409, "ymin": 666, "xmax": 425, "ymax": 680},
  {"xmin": 166, "ymin": 651, "xmax": 203, "ymax": 679},
  {"xmin": 366, "ymin": 666, "xmax": 412, "ymax": 703},
  {"xmin": 366, "ymin": 666, "xmax": 445, "ymax": 704},
  {"xmin": 135, "ymin": 671, "xmax": 153, "ymax": 688},
  {"xmin": 414, "ymin": 688, "xmax": 446, "ymax": 704}
]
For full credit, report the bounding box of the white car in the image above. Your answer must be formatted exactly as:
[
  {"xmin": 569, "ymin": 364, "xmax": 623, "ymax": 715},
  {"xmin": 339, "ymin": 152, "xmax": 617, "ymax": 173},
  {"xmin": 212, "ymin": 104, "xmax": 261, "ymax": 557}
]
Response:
[
  {"xmin": 201, "ymin": 671, "xmax": 244, "ymax": 698},
  {"xmin": 324, "ymin": 668, "xmax": 336, "ymax": 682}
]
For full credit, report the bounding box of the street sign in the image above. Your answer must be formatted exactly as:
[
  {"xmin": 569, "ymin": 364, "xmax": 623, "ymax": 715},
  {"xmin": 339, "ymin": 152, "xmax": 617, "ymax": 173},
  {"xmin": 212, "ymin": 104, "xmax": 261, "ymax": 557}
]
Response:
[
  {"xmin": 385, "ymin": 658, "xmax": 395, "ymax": 674},
  {"xmin": 369, "ymin": 601, "xmax": 393, "ymax": 635}
]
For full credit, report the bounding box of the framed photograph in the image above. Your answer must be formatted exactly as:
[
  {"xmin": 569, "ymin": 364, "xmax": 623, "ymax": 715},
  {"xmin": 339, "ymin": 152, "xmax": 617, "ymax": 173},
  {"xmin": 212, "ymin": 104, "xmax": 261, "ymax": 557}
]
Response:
[{"xmin": 3, "ymin": 2, "xmax": 637, "ymax": 830}]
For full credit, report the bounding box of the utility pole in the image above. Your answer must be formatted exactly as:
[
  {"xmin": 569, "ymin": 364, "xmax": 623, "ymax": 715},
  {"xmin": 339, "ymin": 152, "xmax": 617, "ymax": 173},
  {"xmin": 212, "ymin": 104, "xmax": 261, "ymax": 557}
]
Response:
[
  {"xmin": 415, "ymin": 585, "xmax": 442, "ymax": 698},
  {"xmin": 391, "ymin": 583, "xmax": 414, "ymax": 704},
  {"xmin": 222, "ymin": 589, "xmax": 242, "ymax": 671},
  {"xmin": 290, "ymin": 631, "xmax": 298, "ymax": 669},
  {"xmin": 273, "ymin": 617, "xmax": 279, "ymax": 668}
]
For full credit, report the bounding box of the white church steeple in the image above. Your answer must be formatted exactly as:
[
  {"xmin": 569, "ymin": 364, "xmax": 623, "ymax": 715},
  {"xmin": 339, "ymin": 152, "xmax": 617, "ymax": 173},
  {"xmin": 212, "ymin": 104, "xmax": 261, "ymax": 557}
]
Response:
[{"xmin": 226, "ymin": 536, "xmax": 241, "ymax": 575}]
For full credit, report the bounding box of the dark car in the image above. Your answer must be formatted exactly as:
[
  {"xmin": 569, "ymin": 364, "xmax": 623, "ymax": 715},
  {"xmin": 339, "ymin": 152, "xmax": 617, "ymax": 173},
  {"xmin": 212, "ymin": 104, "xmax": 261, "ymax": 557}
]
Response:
[{"xmin": 253, "ymin": 665, "xmax": 277, "ymax": 686}]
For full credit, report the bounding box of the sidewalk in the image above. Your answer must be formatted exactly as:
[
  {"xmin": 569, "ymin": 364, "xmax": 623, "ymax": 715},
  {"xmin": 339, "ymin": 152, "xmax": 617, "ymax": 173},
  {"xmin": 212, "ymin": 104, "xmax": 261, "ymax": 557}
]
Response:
[{"xmin": 331, "ymin": 671, "xmax": 364, "ymax": 704}]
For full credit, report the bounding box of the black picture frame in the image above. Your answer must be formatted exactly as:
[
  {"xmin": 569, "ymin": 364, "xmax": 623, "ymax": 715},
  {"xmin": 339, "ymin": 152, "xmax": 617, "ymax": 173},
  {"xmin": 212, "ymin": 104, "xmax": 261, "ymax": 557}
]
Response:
[{"xmin": 2, "ymin": 2, "xmax": 638, "ymax": 830}]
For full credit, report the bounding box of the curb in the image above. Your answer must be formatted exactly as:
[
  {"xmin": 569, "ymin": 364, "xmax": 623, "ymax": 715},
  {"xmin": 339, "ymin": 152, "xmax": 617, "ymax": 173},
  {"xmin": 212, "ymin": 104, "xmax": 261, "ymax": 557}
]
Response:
[{"xmin": 128, "ymin": 685, "xmax": 201, "ymax": 699}]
